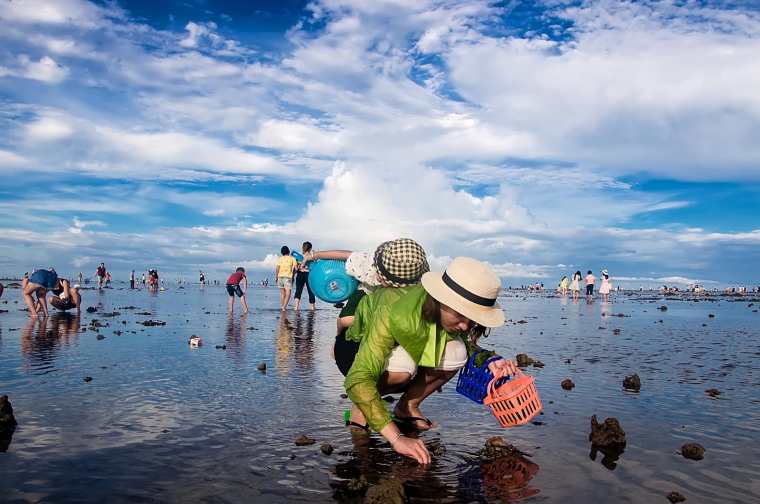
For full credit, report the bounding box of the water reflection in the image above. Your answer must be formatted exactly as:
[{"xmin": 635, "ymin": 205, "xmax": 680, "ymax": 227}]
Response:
[
  {"xmin": 331, "ymin": 436, "xmax": 449, "ymax": 503},
  {"xmin": 275, "ymin": 314, "xmax": 293, "ymax": 375},
  {"xmin": 21, "ymin": 313, "xmax": 80, "ymax": 372},
  {"xmin": 224, "ymin": 313, "xmax": 246, "ymax": 360},
  {"xmin": 458, "ymin": 452, "xmax": 541, "ymax": 502},
  {"xmin": 292, "ymin": 311, "xmax": 315, "ymax": 371}
]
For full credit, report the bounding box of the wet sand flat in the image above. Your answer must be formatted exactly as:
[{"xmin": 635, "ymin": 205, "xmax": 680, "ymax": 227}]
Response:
[{"xmin": 1, "ymin": 286, "xmax": 759, "ymax": 502}]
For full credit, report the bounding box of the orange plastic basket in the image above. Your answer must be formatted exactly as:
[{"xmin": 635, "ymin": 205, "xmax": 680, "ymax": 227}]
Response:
[{"xmin": 483, "ymin": 369, "xmax": 542, "ymax": 427}]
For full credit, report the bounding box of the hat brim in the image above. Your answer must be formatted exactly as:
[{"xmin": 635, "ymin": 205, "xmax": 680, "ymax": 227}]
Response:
[{"xmin": 421, "ymin": 272, "xmax": 505, "ymax": 328}]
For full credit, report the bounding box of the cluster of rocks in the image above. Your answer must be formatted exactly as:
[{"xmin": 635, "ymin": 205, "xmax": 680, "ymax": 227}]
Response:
[{"xmin": 516, "ymin": 353, "xmax": 544, "ymax": 368}]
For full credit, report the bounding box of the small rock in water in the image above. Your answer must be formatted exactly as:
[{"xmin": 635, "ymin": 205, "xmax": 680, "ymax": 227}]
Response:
[
  {"xmin": 86, "ymin": 306, "xmax": 97, "ymax": 313},
  {"xmin": 363, "ymin": 479, "xmax": 405, "ymax": 504},
  {"xmin": 96, "ymin": 334, "xmax": 105, "ymax": 340},
  {"xmin": 481, "ymin": 436, "xmax": 522, "ymax": 458},
  {"xmin": 681, "ymin": 442, "xmax": 705, "ymax": 460},
  {"xmin": 257, "ymin": 362, "xmax": 267, "ymax": 371},
  {"xmin": 705, "ymin": 388, "xmax": 721, "ymax": 397},
  {"xmin": 516, "ymin": 353, "xmax": 534, "ymax": 367},
  {"xmin": 84, "ymin": 376, "xmax": 93, "ymax": 382},
  {"xmin": 589, "ymin": 415, "xmax": 627, "ymax": 469},
  {"xmin": 612, "ymin": 328, "xmax": 621, "ymax": 335},
  {"xmin": 623, "ymin": 373, "xmax": 641, "ymax": 392},
  {"xmin": 140, "ymin": 320, "xmax": 166, "ymax": 326},
  {"xmin": 215, "ymin": 345, "xmax": 226, "ymax": 350},
  {"xmin": 320, "ymin": 443, "xmax": 334, "ymax": 455},
  {"xmin": 589, "ymin": 415, "xmax": 626, "ymax": 446},
  {"xmin": 667, "ymin": 491, "xmax": 687, "ymax": 503},
  {"xmin": 295, "ymin": 434, "xmax": 315, "ymax": 446},
  {"xmin": 0, "ymin": 395, "xmax": 17, "ymax": 429},
  {"xmin": 113, "ymin": 330, "xmax": 122, "ymax": 335},
  {"xmin": 561, "ymin": 378, "xmax": 575, "ymax": 390},
  {"xmin": 382, "ymin": 395, "xmax": 395, "ymax": 403},
  {"xmin": 659, "ymin": 305, "xmax": 668, "ymax": 311},
  {"xmin": 708, "ymin": 313, "xmax": 715, "ymax": 318}
]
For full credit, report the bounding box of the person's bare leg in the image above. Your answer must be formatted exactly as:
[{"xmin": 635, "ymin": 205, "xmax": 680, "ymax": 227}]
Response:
[
  {"xmin": 282, "ymin": 288, "xmax": 291, "ymax": 310},
  {"xmin": 294, "ymin": 297, "xmax": 301, "ymax": 311},
  {"xmin": 228, "ymin": 294, "xmax": 234, "ymax": 312},
  {"xmin": 395, "ymin": 368, "xmax": 458, "ymax": 430},
  {"xmin": 22, "ymin": 283, "xmax": 39, "ymax": 319},
  {"xmin": 241, "ymin": 294, "xmax": 249, "ymax": 313},
  {"xmin": 37, "ymin": 290, "xmax": 49, "ymax": 318}
]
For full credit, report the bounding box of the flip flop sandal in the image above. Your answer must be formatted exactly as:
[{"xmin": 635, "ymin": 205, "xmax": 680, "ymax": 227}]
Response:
[{"xmin": 392, "ymin": 415, "xmax": 435, "ymax": 431}]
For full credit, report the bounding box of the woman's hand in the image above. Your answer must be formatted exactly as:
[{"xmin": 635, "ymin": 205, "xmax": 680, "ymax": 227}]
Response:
[
  {"xmin": 392, "ymin": 435, "xmax": 431, "ymax": 465},
  {"xmin": 488, "ymin": 357, "xmax": 517, "ymax": 376}
]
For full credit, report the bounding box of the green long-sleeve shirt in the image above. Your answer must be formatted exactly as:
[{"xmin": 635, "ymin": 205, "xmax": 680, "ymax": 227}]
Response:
[{"xmin": 344, "ymin": 285, "xmax": 458, "ymax": 432}]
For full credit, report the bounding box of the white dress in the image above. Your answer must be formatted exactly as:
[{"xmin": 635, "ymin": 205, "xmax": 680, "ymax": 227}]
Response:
[{"xmin": 599, "ymin": 278, "xmax": 611, "ymax": 294}]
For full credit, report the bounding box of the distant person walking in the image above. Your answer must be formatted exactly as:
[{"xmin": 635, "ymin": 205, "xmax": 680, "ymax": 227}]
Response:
[
  {"xmin": 558, "ymin": 275, "xmax": 568, "ymax": 296},
  {"xmin": 585, "ymin": 270, "xmax": 596, "ymax": 298},
  {"xmin": 275, "ymin": 246, "xmax": 298, "ymax": 311},
  {"xmin": 226, "ymin": 267, "xmax": 249, "ymax": 314},
  {"xmin": 199, "ymin": 270, "xmax": 206, "ymax": 287},
  {"xmin": 571, "ymin": 270, "xmax": 582, "ymax": 300},
  {"xmin": 599, "ymin": 269, "xmax": 611, "ymax": 302},
  {"xmin": 293, "ymin": 241, "xmax": 316, "ymax": 311},
  {"xmin": 130, "ymin": 270, "xmax": 136, "ymax": 289},
  {"xmin": 95, "ymin": 262, "xmax": 107, "ymax": 289}
]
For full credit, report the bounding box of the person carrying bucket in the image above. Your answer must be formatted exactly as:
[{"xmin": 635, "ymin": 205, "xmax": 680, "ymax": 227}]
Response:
[
  {"xmin": 293, "ymin": 241, "xmax": 316, "ymax": 311},
  {"xmin": 344, "ymin": 256, "xmax": 511, "ymax": 465}
]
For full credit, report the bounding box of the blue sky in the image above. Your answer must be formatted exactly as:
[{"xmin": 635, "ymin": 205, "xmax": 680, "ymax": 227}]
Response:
[{"xmin": 0, "ymin": 0, "xmax": 759, "ymax": 287}]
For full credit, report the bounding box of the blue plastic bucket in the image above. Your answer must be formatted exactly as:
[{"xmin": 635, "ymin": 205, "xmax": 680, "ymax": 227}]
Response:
[
  {"xmin": 308, "ymin": 259, "xmax": 357, "ymax": 303},
  {"xmin": 291, "ymin": 251, "xmax": 304, "ymax": 262}
]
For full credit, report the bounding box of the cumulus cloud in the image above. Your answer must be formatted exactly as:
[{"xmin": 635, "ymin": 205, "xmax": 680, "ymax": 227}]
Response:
[
  {"xmin": 0, "ymin": 0, "xmax": 757, "ymax": 284},
  {"xmin": 0, "ymin": 55, "xmax": 69, "ymax": 83}
]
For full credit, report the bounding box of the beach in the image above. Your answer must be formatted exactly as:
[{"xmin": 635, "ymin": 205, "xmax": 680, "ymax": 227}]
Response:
[{"xmin": 1, "ymin": 285, "xmax": 758, "ymax": 502}]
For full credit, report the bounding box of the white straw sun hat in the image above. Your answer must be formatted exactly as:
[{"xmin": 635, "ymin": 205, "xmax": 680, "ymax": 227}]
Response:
[{"xmin": 421, "ymin": 257, "xmax": 505, "ymax": 328}]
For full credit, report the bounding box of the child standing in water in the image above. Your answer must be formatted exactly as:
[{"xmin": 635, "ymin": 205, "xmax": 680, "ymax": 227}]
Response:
[
  {"xmin": 585, "ymin": 270, "xmax": 596, "ymax": 298},
  {"xmin": 275, "ymin": 246, "xmax": 297, "ymax": 311},
  {"xmin": 225, "ymin": 267, "xmax": 249, "ymax": 313},
  {"xmin": 571, "ymin": 271, "xmax": 582, "ymax": 300},
  {"xmin": 599, "ymin": 269, "xmax": 611, "ymax": 302}
]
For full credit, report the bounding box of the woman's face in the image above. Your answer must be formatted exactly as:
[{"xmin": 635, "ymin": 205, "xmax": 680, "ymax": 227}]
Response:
[{"xmin": 440, "ymin": 303, "xmax": 473, "ymax": 333}]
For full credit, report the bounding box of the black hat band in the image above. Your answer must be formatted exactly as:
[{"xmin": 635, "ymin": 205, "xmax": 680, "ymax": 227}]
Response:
[{"xmin": 442, "ymin": 271, "xmax": 496, "ymax": 307}]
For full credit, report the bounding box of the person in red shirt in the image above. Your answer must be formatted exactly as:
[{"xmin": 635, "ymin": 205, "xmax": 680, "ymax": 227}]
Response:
[
  {"xmin": 95, "ymin": 263, "xmax": 106, "ymax": 289},
  {"xmin": 226, "ymin": 267, "xmax": 249, "ymax": 314}
]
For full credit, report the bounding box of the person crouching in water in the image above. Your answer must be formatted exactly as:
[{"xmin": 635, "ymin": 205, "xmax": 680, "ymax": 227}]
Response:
[
  {"xmin": 22, "ymin": 268, "xmax": 59, "ymax": 319},
  {"xmin": 343, "ymin": 256, "xmax": 510, "ymax": 465},
  {"xmin": 226, "ymin": 267, "xmax": 249, "ymax": 314},
  {"xmin": 49, "ymin": 278, "xmax": 81, "ymax": 314}
]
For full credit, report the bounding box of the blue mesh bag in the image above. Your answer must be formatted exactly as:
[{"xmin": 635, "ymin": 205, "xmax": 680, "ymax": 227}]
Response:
[{"xmin": 308, "ymin": 259, "xmax": 358, "ymax": 303}]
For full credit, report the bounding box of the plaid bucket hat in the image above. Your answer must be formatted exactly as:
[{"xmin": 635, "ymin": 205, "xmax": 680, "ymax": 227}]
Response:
[{"xmin": 373, "ymin": 238, "xmax": 429, "ymax": 288}]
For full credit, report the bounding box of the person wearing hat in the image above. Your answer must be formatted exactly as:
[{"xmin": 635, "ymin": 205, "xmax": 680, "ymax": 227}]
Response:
[
  {"xmin": 331, "ymin": 238, "xmax": 430, "ymax": 375},
  {"xmin": 599, "ymin": 269, "xmax": 611, "ymax": 302},
  {"xmin": 344, "ymin": 256, "xmax": 511, "ymax": 465}
]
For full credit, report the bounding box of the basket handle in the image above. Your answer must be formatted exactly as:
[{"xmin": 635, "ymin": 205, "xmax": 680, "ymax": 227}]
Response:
[{"xmin": 486, "ymin": 366, "xmax": 523, "ymax": 399}]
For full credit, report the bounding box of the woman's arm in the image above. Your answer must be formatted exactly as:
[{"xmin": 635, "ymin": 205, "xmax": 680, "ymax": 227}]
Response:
[
  {"xmin": 308, "ymin": 249, "xmax": 352, "ymax": 261},
  {"xmin": 344, "ymin": 305, "xmax": 397, "ymax": 432}
]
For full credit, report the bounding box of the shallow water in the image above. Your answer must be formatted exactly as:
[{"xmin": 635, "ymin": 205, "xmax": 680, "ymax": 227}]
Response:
[{"xmin": 1, "ymin": 286, "xmax": 759, "ymax": 503}]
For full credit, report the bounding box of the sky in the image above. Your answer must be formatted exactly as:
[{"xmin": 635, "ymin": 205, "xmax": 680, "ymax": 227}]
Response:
[{"xmin": 0, "ymin": 0, "xmax": 759, "ymax": 287}]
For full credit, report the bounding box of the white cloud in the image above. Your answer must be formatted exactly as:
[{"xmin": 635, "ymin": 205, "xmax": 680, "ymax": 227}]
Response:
[
  {"xmin": 0, "ymin": 149, "xmax": 29, "ymax": 168},
  {"xmin": 25, "ymin": 113, "xmax": 74, "ymax": 141},
  {"xmin": 0, "ymin": 0, "xmax": 119, "ymax": 27},
  {"xmin": 0, "ymin": 55, "xmax": 69, "ymax": 84}
]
